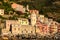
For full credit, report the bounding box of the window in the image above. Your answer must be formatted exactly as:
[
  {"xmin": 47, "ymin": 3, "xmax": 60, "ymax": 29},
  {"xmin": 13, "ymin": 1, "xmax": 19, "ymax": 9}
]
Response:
[
  {"xmin": 14, "ymin": 28, "xmax": 16, "ymax": 30},
  {"xmin": 1, "ymin": 13, "xmax": 3, "ymax": 14},
  {"xmin": 18, "ymin": 28, "xmax": 20, "ymax": 30},
  {"xmin": 22, "ymin": 31, "xmax": 23, "ymax": 34},
  {"xmin": 26, "ymin": 31, "xmax": 28, "ymax": 33},
  {"xmin": 15, "ymin": 24, "xmax": 19, "ymax": 27},
  {"xmin": 31, "ymin": 31, "xmax": 33, "ymax": 33},
  {"xmin": 20, "ymin": 22, "xmax": 21, "ymax": 24},
  {"xmin": 26, "ymin": 22, "xmax": 27, "ymax": 24},
  {"xmin": 22, "ymin": 21, "xmax": 24, "ymax": 24}
]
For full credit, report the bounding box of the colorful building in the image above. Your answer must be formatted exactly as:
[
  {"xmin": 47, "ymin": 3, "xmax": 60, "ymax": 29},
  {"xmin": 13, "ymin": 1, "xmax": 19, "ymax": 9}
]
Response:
[
  {"xmin": 36, "ymin": 21, "xmax": 50, "ymax": 36},
  {"xmin": 18, "ymin": 18, "xmax": 29, "ymax": 25}
]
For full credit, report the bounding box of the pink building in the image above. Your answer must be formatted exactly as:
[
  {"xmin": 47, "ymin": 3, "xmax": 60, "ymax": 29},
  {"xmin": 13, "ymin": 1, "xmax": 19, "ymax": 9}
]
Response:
[{"xmin": 36, "ymin": 21, "xmax": 49, "ymax": 36}]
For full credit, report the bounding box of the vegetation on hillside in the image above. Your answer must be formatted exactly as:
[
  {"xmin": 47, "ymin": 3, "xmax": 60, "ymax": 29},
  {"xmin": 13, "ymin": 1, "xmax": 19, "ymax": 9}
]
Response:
[{"xmin": 0, "ymin": 0, "xmax": 60, "ymax": 22}]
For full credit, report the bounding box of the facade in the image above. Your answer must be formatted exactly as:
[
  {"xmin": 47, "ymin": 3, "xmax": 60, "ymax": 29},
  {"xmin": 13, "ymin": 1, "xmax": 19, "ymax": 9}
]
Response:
[
  {"xmin": 2, "ymin": 28, "xmax": 9, "ymax": 35},
  {"xmin": 36, "ymin": 21, "xmax": 50, "ymax": 36},
  {"xmin": 58, "ymin": 24, "xmax": 60, "ymax": 33},
  {"xmin": 11, "ymin": 24, "xmax": 21, "ymax": 35},
  {"xmin": 31, "ymin": 13, "xmax": 37, "ymax": 26},
  {"xmin": 42, "ymin": 24, "xmax": 50, "ymax": 36},
  {"xmin": 12, "ymin": 24, "xmax": 36, "ymax": 36},
  {"xmin": 30, "ymin": 10, "xmax": 39, "ymax": 26},
  {"xmin": 18, "ymin": 18, "xmax": 29, "ymax": 25},
  {"xmin": 49, "ymin": 21, "xmax": 58, "ymax": 35},
  {"xmin": 5, "ymin": 20, "xmax": 19, "ymax": 31},
  {"xmin": 44, "ymin": 17, "xmax": 49, "ymax": 25},
  {"xmin": 39, "ymin": 15, "xmax": 45, "ymax": 23},
  {"xmin": 0, "ymin": 9, "xmax": 4, "ymax": 15},
  {"xmin": 1, "ymin": 7, "xmax": 59, "ymax": 37},
  {"xmin": 48, "ymin": 19, "xmax": 53, "ymax": 27}
]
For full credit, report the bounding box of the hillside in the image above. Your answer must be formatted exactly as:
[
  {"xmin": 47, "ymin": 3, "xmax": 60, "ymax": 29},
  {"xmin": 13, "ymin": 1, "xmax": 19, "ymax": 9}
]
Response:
[{"xmin": 0, "ymin": 0, "xmax": 60, "ymax": 22}]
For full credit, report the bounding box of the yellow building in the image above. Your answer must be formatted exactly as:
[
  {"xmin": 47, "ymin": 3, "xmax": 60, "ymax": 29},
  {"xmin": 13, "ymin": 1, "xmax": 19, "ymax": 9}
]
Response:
[{"xmin": 18, "ymin": 18, "xmax": 29, "ymax": 25}]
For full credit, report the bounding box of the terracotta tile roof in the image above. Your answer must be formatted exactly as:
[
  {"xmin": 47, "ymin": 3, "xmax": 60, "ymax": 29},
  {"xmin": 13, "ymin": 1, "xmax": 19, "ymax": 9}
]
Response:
[{"xmin": 29, "ymin": 10, "xmax": 39, "ymax": 14}]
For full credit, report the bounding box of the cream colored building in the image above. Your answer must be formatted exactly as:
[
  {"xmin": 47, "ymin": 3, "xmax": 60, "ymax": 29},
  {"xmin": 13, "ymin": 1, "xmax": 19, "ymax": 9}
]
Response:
[
  {"xmin": 48, "ymin": 19, "xmax": 53, "ymax": 27},
  {"xmin": 0, "ymin": 9, "xmax": 4, "ymax": 15},
  {"xmin": 6, "ymin": 20, "xmax": 19, "ymax": 31},
  {"xmin": 31, "ymin": 13, "xmax": 37, "ymax": 26},
  {"xmin": 50, "ymin": 21, "xmax": 58, "ymax": 35},
  {"xmin": 12, "ymin": 24, "xmax": 36, "ymax": 35},
  {"xmin": 29, "ymin": 10, "xmax": 39, "ymax": 26},
  {"xmin": 18, "ymin": 18, "xmax": 29, "ymax": 25},
  {"xmin": 39, "ymin": 15, "xmax": 45, "ymax": 23},
  {"xmin": 44, "ymin": 17, "xmax": 49, "ymax": 25},
  {"xmin": 2, "ymin": 28, "xmax": 9, "ymax": 35},
  {"xmin": 11, "ymin": 24, "xmax": 21, "ymax": 35}
]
